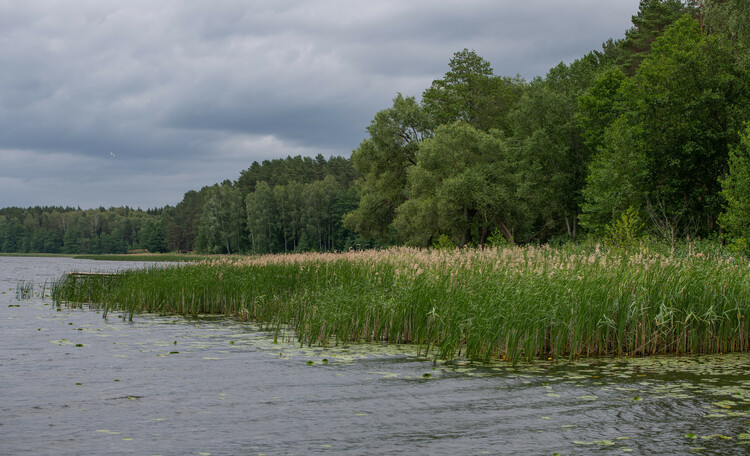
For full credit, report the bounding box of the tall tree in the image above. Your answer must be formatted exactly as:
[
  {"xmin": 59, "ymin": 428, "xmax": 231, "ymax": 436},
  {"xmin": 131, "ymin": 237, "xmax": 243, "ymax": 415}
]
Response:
[
  {"xmin": 196, "ymin": 181, "xmax": 244, "ymax": 254},
  {"xmin": 343, "ymin": 94, "xmax": 431, "ymax": 241},
  {"xmin": 604, "ymin": 0, "xmax": 697, "ymax": 74},
  {"xmin": 245, "ymin": 181, "xmax": 277, "ymax": 254},
  {"xmin": 508, "ymin": 54, "xmax": 602, "ymax": 240},
  {"xmin": 422, "ymin": 49, "xmax": 524, "ymax": 133},
  {"xmin": 394, "ymin": 122, "xmax": 523, "ymax": 246}
]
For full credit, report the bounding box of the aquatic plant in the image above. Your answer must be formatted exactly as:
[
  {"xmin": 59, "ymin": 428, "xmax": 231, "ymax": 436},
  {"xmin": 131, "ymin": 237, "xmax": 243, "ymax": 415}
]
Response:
[
  {"xmin": 52, "ymin": 244, "xmax": 750, "ymax": 362},
  {"xmin": 15, "ymin": 280, "xmax": 34, "ymax": 300}
]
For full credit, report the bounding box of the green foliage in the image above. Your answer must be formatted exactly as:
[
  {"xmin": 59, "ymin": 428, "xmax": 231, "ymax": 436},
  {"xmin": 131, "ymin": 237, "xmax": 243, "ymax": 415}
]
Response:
[
  {"xmin": 720, "ymin": 124, "xmax": 750, "ymax": 252},
  {"xmin": 245, "ymin": 182, "xmax": 277, "ymax": 254},
  {"xmin": 726, "ymin": 237, "xmax": 749, "ymax": 255},
  {"xmin": 580, "ymin": 118, "xmax": 650, "ymax": 233},
  {"xmin": 582, "ymin": 15, "xmax": 750, "ymax": 238},
  {"xmin": 236, "ymin": 154, "xmax": 357, "ymax": 194},
  {"xmin": 509, "ymin": 54, "xmax": 603, "ymax": 241},
  {"xmin": 630, "ymin": 15, "xmax": 747, "ymax": 235},
  {"xmin": 431, "ymin": 234, "xmax": 456, "ymax": 250},
  {"xmin": 139, "ymin": 220, "xmax": 168, "ymax": 253},
  {"xmin": 0, "ymin": 206, "xmax": 163, "ymax": 254},
  {"xmin": 422, "ymin": 48, "xmax": 524, "ymax": 133},
  {"xmin": 197, "ymin": 181, "xmax": 245, "ymax": 254},
  {"xmin": 604, "ymin": 206, "xmax": 645, "ymax": 246},
  {"xmin": 162, "ymin": 190, "xmax": 206, "ymax": 252},
  {"xmin": 394, "ymin": 122, "xmax": 521, "ymax": 247},
  {"xmin": 485, "ymin": 228, "xmax": 510, "ymax": 247},
  {"xmin": 344, "ymin": 94, "xmax": 431, "ymax": 241},
  {"xmin": 243, "ymin": 177, "xmax": 358, "ymax": 254},
  {"xmin": 704, "ymin": 0, "xmax": 750, "ymax": 68},
  {"xmin": 604, "ymin": 0, "xmax": 696, "ymax": 74},
  {"xmin": 577, "ymin": 67, "xmax": 626, "ymax": 152}
]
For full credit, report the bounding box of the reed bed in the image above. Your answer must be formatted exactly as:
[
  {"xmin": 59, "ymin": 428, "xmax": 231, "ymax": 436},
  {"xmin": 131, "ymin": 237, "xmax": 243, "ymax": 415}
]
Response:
[{"xmin": 52, "ymin": 245, "xmax": 750, "ymax": 363}]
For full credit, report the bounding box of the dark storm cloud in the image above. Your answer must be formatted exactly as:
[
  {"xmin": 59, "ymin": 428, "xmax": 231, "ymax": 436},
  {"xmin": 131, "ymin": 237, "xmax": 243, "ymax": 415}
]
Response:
[{"xmin": 0, "ymin": 0, "xmax": 639, "ymax": 208}]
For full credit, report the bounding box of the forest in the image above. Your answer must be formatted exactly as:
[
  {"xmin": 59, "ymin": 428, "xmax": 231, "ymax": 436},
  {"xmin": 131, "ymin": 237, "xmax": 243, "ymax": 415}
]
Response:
[{"xmin": 2, "ymin": 0, "xmax": 749, "ymax": 255}]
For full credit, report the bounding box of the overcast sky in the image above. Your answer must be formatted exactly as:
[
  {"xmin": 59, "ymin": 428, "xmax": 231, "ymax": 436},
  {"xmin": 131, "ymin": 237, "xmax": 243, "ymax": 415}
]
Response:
[{"xmin": 0, "ymin": 0, "xmax": 639, "ymax": 209}]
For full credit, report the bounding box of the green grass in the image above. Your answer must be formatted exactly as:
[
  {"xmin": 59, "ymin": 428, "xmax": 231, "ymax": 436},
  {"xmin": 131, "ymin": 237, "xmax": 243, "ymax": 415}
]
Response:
[{"xmin": 52, "ymin": 244, "xmax": 750, "ymax": 363}]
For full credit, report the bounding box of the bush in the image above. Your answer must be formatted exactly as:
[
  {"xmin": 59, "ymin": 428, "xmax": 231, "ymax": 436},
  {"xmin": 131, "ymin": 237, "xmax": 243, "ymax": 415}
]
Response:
[{"xmin": 432, "ymin": 234, "xmax": 456, "ymax": 250}]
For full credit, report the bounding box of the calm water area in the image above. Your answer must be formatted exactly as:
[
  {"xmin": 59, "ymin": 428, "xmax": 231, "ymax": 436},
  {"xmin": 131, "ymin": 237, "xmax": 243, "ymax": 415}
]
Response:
[{"xmin": 1, "ymin": 256, "xmax": 750, "ymax": 455}]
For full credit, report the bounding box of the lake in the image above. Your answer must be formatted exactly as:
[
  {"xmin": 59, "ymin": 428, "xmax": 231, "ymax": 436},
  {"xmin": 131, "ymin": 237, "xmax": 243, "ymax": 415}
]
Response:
[{"xmin": 1, "ymin": 256, "xmax": 749, "ymax": 455}]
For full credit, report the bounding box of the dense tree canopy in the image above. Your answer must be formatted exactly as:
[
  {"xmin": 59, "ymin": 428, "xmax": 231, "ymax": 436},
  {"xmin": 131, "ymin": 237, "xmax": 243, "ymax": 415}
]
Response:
[
  {"xmin": 343, "ymin": 94, "xmax": 432, "ymax": 242},
  {"xmin": 720, "ymin": 124, "xmax": 750, "ymax": 249},
  {"xmin": 581, "ymin": 15, "xmax": 750, "ymax": 240},
  {"xmin": 0, "ymin": 206, "xmax": 165, "ymax": 254},
  {"xmin": 394, "ymin": 122, "xmax": 522, "ymax": 246}
]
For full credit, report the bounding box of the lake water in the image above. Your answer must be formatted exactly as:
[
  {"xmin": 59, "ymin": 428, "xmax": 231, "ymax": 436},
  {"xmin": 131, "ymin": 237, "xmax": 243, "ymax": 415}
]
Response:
[{"xmin": 2, "ymin": 256, "xmax": 749, "ymax": 455}]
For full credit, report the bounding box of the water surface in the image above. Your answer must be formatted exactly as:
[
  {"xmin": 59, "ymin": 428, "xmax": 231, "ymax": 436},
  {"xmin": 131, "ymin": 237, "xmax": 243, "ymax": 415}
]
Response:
[{"xmin": 2, "ymin": 256, "xmax": 749, "ymax": 455}]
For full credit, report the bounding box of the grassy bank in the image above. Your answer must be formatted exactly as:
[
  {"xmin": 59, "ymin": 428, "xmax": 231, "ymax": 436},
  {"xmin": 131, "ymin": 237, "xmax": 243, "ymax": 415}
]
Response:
[{"xmin": 52, "ymin": 244, "xmax": 750, "ymax": 363}]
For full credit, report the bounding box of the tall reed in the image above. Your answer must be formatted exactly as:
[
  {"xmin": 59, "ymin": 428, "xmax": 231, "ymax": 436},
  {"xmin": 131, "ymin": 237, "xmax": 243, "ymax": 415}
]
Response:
[{"xmin": 52, "ymin": 244, "xmax": 750, "ymax": 362}]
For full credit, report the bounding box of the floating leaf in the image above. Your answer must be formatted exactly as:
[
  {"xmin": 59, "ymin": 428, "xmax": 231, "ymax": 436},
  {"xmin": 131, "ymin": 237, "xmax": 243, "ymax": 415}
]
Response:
[{"xmin": 713, "ymin": 400, "xmax": 737, "ymax": 409}]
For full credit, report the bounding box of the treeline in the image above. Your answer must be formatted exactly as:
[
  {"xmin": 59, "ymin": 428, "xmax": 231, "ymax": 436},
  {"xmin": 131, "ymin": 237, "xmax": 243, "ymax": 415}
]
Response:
[
  {"xmin": 0, "ymin": 206, "xmax": 167, "ymax": 254},
  {"xmin": 161, "ymin": 154, "xmax": 362, "ymax": 254},
  {"xmin": 0, "ymin": 155, "xmax": 361, "ymax": 255},
  {"xmin": 3, "ymin": 0, "xmax": 750, "ymax": 255}
]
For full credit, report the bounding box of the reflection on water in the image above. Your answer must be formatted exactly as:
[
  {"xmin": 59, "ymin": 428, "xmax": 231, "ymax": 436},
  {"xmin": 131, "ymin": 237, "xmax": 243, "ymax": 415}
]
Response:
[{"xmin": 2, "ymin": 257, "xmax": 750, "ymax": 455}]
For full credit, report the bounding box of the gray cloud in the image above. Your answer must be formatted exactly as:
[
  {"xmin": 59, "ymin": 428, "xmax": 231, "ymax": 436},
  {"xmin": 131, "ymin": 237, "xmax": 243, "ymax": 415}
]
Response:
[{"xmin": 0, "ymin": 0, "xmax": 638, "ymax": 209}]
